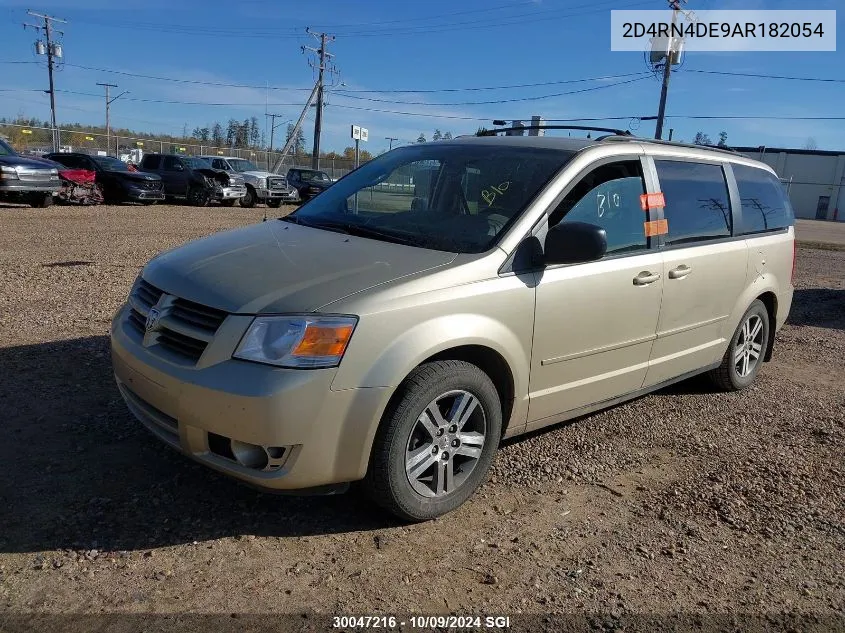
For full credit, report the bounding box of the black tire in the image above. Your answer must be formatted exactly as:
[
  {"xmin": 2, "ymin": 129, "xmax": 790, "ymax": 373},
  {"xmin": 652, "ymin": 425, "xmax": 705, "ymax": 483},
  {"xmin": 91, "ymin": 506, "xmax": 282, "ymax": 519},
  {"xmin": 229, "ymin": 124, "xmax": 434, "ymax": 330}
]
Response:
[
  {"xmin": 240, "ymin": 186, "xmax": 256, "ymax": 208},
  {"xmin": 708, "ymin": 299, "xmax": 770, "ymax": 391},
  {"xmin": 267, "ymin": 199, "xmax": 282, "ymax": 208},
  {"xmin": 187, "ymin": 185, "xmax": 211, "ymax": 207},
  {"xmin": 142, "ymin": 200, "xmax": 158, "ymax": 206},
  {"xmin": 220, "ymin": 199, "xmax": 237, "ymax": 207},
  {"xmin": 364, "ymin": 360, "xmax": 502, "ymax": 522},
  {"xmin": 29, "ymin": 192, "xmax": 53, "ymax": 208}
]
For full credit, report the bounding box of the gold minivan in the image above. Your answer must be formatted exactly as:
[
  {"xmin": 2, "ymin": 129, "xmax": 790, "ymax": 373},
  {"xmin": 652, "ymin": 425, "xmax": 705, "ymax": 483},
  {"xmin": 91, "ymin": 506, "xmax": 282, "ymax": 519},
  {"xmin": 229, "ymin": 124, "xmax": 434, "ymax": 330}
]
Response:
[{"xmin": 111, "ymin": 132, "xmax": 795, "ymax": 520}]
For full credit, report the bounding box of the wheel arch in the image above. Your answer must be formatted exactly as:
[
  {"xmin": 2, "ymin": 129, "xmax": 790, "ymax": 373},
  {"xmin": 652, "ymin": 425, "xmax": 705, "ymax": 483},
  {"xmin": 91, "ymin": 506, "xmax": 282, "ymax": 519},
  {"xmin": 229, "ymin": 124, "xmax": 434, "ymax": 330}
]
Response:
[{"xmin": 756, "ymin": 291, "xmax": 778, "ymax": 362}]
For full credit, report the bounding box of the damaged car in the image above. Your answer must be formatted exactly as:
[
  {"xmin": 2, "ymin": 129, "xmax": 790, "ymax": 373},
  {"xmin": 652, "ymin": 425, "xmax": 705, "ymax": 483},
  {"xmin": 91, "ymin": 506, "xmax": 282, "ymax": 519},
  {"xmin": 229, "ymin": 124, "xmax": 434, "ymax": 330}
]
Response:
[
  {"xmin": 45, "ymin": 152, "xmax": 162, "ymax": 205},
  {"xmin": 37, "ymin": 157, "xmax": 104, "ymax": 205},
  {"xmin": 139, "ymin": 154, "xmax": 246, "ymax": 207}
]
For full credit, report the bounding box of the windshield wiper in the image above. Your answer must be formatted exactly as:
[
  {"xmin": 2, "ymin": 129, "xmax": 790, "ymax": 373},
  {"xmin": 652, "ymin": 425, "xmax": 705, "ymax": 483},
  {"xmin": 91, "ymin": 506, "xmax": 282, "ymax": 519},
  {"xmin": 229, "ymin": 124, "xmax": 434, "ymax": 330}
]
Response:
[{"xmin": 291, "ymin": 217, "xmax": 420, "ymax": 246}]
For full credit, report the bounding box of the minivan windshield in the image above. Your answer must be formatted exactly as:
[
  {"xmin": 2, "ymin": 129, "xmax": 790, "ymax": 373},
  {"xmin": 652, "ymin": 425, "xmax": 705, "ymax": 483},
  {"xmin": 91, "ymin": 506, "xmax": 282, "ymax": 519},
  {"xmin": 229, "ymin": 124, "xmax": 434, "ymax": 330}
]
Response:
[
  {"xmin": 93, "ymin": 156, "xmax": 131, "ymax": 172},
  {"xmin": 284, "ymin": 144, "xmax": 571, "ymax": 253}
]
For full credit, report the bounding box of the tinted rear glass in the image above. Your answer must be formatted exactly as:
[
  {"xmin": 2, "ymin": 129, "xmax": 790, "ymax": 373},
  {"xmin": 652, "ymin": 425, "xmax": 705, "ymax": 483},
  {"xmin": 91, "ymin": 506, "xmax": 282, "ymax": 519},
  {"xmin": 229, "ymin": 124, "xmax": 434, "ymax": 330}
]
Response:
[
  {"xmin": 733, "ymin": 164, "xmax": 794, "ymax": 234},
  {"xmin": 655, "ymin": 160, "xmax": 732, "ymax": 245}
]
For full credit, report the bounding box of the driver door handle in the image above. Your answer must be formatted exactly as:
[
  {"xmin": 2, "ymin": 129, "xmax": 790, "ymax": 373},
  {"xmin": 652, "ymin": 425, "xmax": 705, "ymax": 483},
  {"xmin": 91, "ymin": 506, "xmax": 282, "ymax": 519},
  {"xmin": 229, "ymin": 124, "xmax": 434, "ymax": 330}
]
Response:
[
  {"xmin": 668, "ymin": 265, "xmax": 692, "ymax": 279},
  {"xmin": 633, "ymin": 271, "xmax": 661, "ymax": 286}
]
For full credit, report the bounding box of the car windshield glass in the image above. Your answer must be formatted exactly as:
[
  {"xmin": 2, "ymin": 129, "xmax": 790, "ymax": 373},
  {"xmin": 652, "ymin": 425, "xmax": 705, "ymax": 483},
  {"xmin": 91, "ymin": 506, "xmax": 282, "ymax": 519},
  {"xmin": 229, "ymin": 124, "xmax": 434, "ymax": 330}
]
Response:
[
  {"xmin": 93, "ymin": 156, "xmax": 130, "ymax": 171},
  {"xmin": 228, "ymin": 159, "xmax": 259, "ymax": 172},
  {"xmin": 185, "ymin": 157, "xmax": 211, "ymax": 169},
  {"xmin": 299, "ymin": 170, "xmax": 330, "ymax": 182},
  {"xmin": 285, "ymin": 144, "xmax": 572, "ymax": 253},
  {"xmin": 0, "ymin": 139, "xmax": 16, "ymax": 156}
]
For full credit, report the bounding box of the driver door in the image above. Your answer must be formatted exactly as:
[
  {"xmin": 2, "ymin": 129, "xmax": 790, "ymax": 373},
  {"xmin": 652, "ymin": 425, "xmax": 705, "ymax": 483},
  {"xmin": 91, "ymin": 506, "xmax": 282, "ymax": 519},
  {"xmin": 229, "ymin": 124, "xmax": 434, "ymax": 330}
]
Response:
[{"xmin": 527, "ymin": 158, "xmax": 664, "ymax": 427}]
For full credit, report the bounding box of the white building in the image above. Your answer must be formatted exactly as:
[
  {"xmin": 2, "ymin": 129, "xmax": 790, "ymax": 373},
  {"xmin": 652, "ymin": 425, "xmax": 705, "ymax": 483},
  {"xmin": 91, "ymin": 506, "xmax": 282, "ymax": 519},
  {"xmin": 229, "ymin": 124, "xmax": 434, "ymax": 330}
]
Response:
[{"xmin": 735, "ymin": 146, "xmax": 845, "ymax": 222}]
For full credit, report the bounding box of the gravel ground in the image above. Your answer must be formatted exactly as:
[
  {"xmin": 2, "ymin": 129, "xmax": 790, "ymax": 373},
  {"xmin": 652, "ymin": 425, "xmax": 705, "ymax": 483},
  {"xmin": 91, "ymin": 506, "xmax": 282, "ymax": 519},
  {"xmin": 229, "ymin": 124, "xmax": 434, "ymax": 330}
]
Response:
[{"xmin": 0, "ymin": 204, "xmax": 843, "ymax": 629}]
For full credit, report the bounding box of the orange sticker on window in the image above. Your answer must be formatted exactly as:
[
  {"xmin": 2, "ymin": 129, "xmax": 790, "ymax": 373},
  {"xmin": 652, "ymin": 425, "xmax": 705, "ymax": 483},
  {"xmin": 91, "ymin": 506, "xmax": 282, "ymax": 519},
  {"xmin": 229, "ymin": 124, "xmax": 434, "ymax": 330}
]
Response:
[
  {"xmin": 644, "ymin": 219, "xmax": 669, "ymax": 237},
  {"xmin": 639, "ymin": 192, "xmax": 666, "ymax": 211}
]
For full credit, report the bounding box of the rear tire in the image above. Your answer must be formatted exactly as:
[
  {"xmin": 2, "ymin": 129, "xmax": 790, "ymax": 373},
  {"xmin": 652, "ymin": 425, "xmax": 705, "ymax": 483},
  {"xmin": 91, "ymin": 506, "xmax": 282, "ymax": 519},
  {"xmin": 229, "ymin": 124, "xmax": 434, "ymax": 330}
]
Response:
[
  {"xmin": 708, "ymin": 299, "xmax": 770, "ymax": 391},
  {"xmin": 364, "ymin": 360, "xmax": 501, "ymax": 522},
  {"xmin": 29, "ymin": 192, "xmax": 53, "ymax": 208}
]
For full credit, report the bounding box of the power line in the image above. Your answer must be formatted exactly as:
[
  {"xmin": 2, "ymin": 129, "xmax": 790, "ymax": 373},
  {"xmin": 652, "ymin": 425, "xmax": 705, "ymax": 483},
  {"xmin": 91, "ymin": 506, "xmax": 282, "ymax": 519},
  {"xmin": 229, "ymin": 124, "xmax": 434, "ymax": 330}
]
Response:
[
  {"xmin": 330, "ymin": 76, "xmax": 650, "ymax": 106},
  {"xmin": 685, "ymin": 69, "xmax": 845, "ymax": 83}
]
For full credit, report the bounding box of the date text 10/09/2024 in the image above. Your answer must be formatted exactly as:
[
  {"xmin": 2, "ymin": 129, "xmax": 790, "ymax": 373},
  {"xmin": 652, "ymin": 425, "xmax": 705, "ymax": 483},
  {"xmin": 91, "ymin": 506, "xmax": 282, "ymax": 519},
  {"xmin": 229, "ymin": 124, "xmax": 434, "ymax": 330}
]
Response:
[{"xmin": 332, "ymin": 615, "xmax": 511, "ymax": 629}]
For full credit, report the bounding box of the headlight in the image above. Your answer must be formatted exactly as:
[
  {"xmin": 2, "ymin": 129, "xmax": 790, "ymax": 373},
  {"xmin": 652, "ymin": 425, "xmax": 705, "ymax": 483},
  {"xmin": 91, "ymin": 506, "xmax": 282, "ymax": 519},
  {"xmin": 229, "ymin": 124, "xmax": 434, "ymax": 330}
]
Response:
[
  {"xmin": 234, "ymin": 315, "xmax": 357, "ymax": 369},
  {"xmin": 0, "ymin": 165, "xmax": 19, "ymax": 179}
]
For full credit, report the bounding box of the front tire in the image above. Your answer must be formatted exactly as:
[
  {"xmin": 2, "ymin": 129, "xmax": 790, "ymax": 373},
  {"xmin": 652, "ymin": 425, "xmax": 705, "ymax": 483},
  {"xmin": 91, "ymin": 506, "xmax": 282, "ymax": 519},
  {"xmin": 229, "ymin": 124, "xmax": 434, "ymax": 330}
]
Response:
[
  {"xmin": 709, "ymin": 300, "xmax": 770, "ymax": 391},
  {"xmin": 240, "ymin": 186, "xmax": 256, "ymax": 208},
  {"xmin": 187, "ymin": 185, "xmax": 211, "ymax": 207},
  {"xmin": 365, "ymin": 360, "xmax": 501, "ymax": 522},
  {"xmin": 29, "ymin": 192, "xmax": 53, "ymax": 208}
]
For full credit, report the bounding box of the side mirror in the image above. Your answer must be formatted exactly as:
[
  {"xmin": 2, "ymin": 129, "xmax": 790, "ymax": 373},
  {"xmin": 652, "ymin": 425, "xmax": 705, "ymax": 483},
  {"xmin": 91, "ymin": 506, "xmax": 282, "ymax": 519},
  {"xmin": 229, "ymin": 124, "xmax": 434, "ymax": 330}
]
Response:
[{"xmin": 544, "ymin": 221, "xmax": 607, "ymax": 265}]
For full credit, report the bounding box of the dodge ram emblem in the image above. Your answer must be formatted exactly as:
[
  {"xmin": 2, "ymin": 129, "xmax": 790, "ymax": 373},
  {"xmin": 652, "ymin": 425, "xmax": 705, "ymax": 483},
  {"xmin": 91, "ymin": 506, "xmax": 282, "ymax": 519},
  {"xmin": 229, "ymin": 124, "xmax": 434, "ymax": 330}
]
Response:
[{"xmin": 145, "ymin": 307, "xmax": 162, "ymax": 333}]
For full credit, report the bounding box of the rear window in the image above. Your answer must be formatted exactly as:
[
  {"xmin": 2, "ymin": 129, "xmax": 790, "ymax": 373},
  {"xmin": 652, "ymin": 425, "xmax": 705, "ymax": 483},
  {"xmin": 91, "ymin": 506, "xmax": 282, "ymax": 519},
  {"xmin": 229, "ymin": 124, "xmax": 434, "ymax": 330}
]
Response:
[
  {"xmin": 142, "ymin": 155, "xmax": 161, "ymax": 170},
  {"xmin": 733, "ymin": 164, "xmax": 794, "ymax": 234},
  {"xmin": 655, "ymin": 160, "xmax": 732, "ymax": 245}
]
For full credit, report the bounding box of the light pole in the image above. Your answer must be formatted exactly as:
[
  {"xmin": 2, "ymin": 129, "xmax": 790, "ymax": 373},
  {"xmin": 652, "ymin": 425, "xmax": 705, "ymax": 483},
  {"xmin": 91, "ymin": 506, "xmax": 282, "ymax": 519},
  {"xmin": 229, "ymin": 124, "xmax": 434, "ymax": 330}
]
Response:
[
  {"xmin": 97, "ymin": 83, "xmax": 128, "ymax": 156},
  {"xmin": 267, "ymin": 113, "xmax": 292, "ymax": 170}
]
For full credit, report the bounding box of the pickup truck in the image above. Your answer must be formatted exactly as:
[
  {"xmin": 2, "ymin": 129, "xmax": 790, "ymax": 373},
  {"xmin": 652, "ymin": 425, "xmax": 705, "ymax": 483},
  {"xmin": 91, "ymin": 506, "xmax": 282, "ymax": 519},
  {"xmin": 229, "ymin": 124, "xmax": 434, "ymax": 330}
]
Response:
[
  {"xmin": 0, "ymin": 137, "xmax": 61, "ymax": 207},
  {"xmin": 138, "ymin": 154, "xmax": 246, "ymax": 206},
  {"xmin": 199, "ymin": 155, "xmax": 298, "ymax": 208}
]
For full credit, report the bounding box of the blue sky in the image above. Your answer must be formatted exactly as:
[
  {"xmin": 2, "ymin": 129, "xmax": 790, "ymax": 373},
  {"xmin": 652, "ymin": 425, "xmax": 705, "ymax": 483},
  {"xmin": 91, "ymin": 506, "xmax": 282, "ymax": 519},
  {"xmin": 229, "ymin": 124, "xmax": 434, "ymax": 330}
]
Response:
[{"xmin": 0, "ymin": 0, "xmax": 842, "ymax": 154}]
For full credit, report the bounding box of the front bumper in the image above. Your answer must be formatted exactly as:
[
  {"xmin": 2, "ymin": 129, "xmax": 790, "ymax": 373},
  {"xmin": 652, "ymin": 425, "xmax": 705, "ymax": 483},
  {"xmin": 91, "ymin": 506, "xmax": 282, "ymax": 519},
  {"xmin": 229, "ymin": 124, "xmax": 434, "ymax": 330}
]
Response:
[
  {"xmin": 0, "ymin": 181, "xmax": 61, "ymax": 193},
  {"xmin": 110, "ymin": 304, "xmax": 388, "ymax": 491},
  {"xmin": 220, "ymin": 185, "xmax": 246, "ymax": 200},
  {"xmin": 126, "ymin": 188, "xmax": 165, "ymax": 201},
  {"xmin": 257, "ymin": 187, "xmax": 299, "ymax": 202}
]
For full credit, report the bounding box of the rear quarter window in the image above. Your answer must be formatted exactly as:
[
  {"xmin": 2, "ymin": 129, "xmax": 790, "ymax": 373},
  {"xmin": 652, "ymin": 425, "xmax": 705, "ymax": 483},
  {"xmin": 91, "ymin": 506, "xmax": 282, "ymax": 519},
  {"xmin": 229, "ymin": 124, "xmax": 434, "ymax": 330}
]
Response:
[
  {"xmin": 141, "ymin": 155, "xmax": 161, "ymax": 170},
  {"xmin": 733, "ymin": 164, "xmax": 795, "ymax": 234},
  {"xmin": 655, "ymin": 160, "xmax": 732, "ymax": 245}
]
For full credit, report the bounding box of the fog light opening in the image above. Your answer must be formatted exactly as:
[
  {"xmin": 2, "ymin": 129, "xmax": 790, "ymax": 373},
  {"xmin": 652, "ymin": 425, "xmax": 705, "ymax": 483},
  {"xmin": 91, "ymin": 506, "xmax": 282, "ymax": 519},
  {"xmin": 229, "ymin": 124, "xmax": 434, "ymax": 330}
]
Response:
[
  {"xmin": 266, "ymin": 446, "xmax": 285, "ymax": 459},
  {"xmin": 230, "ymin": 440, "xmax": 269, "ymax": 470}
]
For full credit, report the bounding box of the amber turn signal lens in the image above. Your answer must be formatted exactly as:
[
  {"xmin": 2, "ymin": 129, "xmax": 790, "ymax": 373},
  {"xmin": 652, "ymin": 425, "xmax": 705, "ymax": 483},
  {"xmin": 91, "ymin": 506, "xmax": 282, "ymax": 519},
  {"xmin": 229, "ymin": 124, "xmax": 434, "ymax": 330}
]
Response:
[{"xmin": 292, "ymin": 324, "xmax": 354, "ymax": 357}]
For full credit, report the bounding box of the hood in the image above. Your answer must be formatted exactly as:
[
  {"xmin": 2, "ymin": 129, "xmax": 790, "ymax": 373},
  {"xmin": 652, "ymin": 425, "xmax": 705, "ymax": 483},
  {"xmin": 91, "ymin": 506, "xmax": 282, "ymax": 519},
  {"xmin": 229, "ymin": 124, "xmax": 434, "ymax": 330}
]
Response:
[
  {"xmin": 143, "ymin": 221, "xmax": 456, "ymax": 314},
  {"xmin": 241, "ymin": 170, "xmax": 276, "ymax": 179},
  {"xmin": 0, "ymin": 155, "xmax": 57, "ymax": 170},
  {"xmin": 114, "ymin": 170, "xmax": 161, "ymax": 182}
]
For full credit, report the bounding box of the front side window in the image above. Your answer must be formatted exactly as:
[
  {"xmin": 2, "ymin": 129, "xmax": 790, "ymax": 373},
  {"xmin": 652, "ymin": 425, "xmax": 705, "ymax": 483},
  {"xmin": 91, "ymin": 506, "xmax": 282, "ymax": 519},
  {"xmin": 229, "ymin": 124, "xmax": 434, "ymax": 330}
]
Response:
[
  {"xmin": 286, "ymin": 144, "xmax": 572, "ymax": 253},
  {"xmin": 733, "ymin": 164, "xmax": 794, "ymax": 234},
  {"xmin": 549, "ymin": 160, "xmax": 648, "ymax": 255},
  {"xmin": 655, "ymin": 160, "xmax": 732, "ymax": 245},
  {"xmin": 163, "ymin": 156, "xmax": 182, "ymax": 171}
]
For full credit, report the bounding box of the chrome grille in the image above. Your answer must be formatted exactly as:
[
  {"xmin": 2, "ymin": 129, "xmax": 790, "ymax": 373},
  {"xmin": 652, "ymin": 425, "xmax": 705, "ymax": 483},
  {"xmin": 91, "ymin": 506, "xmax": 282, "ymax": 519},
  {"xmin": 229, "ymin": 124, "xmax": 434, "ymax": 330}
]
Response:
[
  {"xmin": 140, "ymin": 180, "xmax": 162, "ymax": 190},
  {"xmin": 268, "ymin": 177, "xmax": 286, "ymax": 190},
  {"xmin": 17, "ymin": 168, "xmax": 55, "ymax": 182},
  {"xmin": 127, "ymin": 278, "xmax": 227, "ymax": 364}
]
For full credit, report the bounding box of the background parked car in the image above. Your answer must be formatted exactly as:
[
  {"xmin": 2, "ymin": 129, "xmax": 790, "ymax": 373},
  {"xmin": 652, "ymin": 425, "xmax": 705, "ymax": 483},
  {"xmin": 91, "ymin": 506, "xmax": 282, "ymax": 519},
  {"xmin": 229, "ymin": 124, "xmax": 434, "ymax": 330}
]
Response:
[
  {"xmin": 0, "ymin": 137, "xmax": 61, "ymax": 207},
  {"xmin": 199, "ymin": 156, "xmax": 297, "ymax": 208},
  {"xmin": 139, "ymin": 154, "xmax": 245, "ymax": 207},
  {"xmin": 46, "ymin": 153, "xmax": 164, "ymax": 205},
  {"xmin": 285, "ymin": 168, "xmax": 333, "ymax": 201}
]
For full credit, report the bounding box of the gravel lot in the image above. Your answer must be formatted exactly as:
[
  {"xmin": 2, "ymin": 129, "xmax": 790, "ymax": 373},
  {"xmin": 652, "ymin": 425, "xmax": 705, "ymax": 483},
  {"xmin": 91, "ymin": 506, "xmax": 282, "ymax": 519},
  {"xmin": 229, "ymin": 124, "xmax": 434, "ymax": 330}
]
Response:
[{"xmin": 1, "ymin": 204, "xmax": 843, "ymax": 628}]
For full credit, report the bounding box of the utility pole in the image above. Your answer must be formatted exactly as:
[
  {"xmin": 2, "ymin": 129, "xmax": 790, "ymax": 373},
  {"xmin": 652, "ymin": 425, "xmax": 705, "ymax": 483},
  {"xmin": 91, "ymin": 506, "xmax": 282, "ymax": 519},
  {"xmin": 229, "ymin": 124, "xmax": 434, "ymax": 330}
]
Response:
[
  {"xmin": 24, "ymin": 11, "xmax": 66, "ymax": 152},
  {"xmin": 303, "ymin": 29, "xmax": 335, "ymax": 170},
  {"xmin": 385, "ymin": 137, "xmax": 398, "ymax": 151},
  {"xmin": 97, "ymin": 83, "xmax": 127, "ymax": 156},
  {"xmin": 266, "ymin": 113, "xmax": 290, "ymax": 171},
  {"xmin": 654, "ymin": 0, "xmax": 681, "ymax": 140}
]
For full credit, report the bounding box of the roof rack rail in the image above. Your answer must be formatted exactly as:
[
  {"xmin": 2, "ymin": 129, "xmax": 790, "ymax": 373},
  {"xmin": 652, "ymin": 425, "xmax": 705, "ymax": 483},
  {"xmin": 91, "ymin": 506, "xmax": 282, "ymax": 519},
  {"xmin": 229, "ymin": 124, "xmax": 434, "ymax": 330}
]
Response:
[
  {"xmin": 599, "ymin": 135, "xmax": 741, "ymax": 156},
  {"xmin": 478, "ymin": 124, "xmax": 632, "ymax": 137}
]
